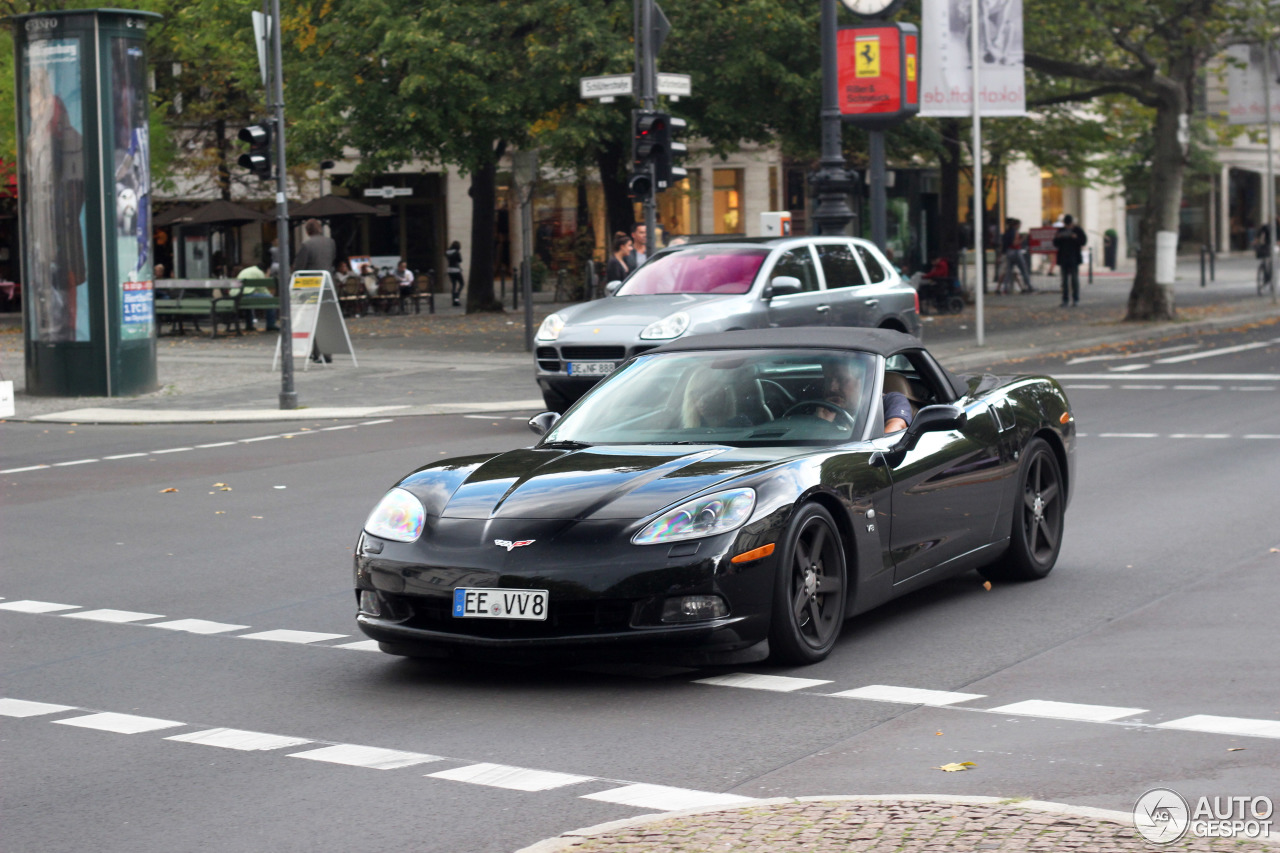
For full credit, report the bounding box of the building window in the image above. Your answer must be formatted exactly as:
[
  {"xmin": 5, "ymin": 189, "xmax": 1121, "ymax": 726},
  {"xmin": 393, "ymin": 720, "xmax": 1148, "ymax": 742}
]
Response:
[
  {"xmin": 713, "ymin": 168, "xmax": 744, "ymax": 234},
  {"xmin": 1041, "ymin": 171, "xmax": 1064, "ymax": 226},
  {"xmin": 657, "ymin": 174, "xmax": 699, "ymax": 243}
]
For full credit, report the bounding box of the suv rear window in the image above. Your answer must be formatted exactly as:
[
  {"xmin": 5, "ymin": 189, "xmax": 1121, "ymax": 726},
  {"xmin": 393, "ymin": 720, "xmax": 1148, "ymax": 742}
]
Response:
[{"xmin": 617, "ymin": 248, "xmax": 769, "ymax": 296}]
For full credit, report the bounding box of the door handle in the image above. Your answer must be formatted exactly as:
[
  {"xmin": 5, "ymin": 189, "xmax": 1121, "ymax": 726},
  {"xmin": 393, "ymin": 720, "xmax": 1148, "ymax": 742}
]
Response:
[
  {"xmin": 816, "ymin": 304, "xmax": 831, "ymax": 313},
  {"xmin": 864, "ymin": 299, "xmax": 879, "ymax": 307}
]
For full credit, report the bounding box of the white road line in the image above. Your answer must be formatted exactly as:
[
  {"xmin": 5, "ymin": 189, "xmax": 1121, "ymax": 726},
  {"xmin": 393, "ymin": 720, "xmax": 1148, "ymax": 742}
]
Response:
[
  {"xmin": 320, "ymin": 424, "xmax": 357, "ymax": 431},
  {"xmin": 1168, "ymin": 434, "xmax": 1229, "ymax": 440},
  {"xmin": 149, "ymin": 618, "xmax": 250, "ymax": 635},
  {"xmin": 427, "ymin": 763, "xmax": 593, "ymax": 792},
  {"xmin": 583, "ymin": 783, "xmax": 756, "ymax": 811},
  {"xmin": 1063, "ymin": 384, "xmax": 1112, "ymax": 390},
  {"xmin": 0, "ymin": 698, "xmax": 76, "ymax": 717},
  {"xmin": 1120, "ymin": 384, "xmax": 1165, "ymax": 390},
  {"xmin": 1173, "ymin": 385, "xmax": 1221, "ymax": 390},
  {"xmin": 1098, "ymin": 433, "xmax": 1160, "ymax": 438},
  {"xmin": 1244, "ymin": 434, "xmax": 1280, "ymax": 439},
  {"xmin": 1156, "ymin": 715, "xmax": 1280, "ymax": 739},
  {"xmin": 1231, "ymin": 386, "xmax": 1275, "ymax": 391},
  {"xmin": 104, "ymin": 452, "xmax": 149, "ymax": 459},
  {"xmin": 53, "ymin": 712, "xmax": 185, "ymax": 734},
  {"xmin": 288, "ymin": 744, "xmax": 443, "ymax": 770},
  {"xmin": 1067, "ymin": 343, "xmax": 1199, "ymax": 364},
  {"xmin": 828, "ymin": 685, "xmax": 986, "ymax": 706},
  {"xmin": 0, "ymin": 464, "xmax": 50, "ymax": 473},
  {"xmin": 167, "ymin": 728, "xmax": 312, "ymax": 751},
  {"xmin": 52, "ymin": 458, "xmax": 99, "ymax": 466},
  {"xmin": 238, "ymin": 629, "xmax": 349, "ymax": 644},
  {"xmin": 0, "ymin": 600, "xmax": 80, "ymax": 613},
  {"xmin": 987, "ymin": 699, "xmax": 1147, "ymax": 722},
  {"xmin": 62, "ymin": 609, "xmax": 164, "ymax": 624},
  {"xmin": 149, "ymin": 447, "xmax": 193, "ymax": 454},
  {"xmin": 1053, "ymin": 373, "xmax": 1280, "ymax": 381},
  {"xmin": 239, "ymin": 435, "xmax": 280, "ymax": 443},
  {"xmin": 333, "ymin": 640, "xmax": 381, "ymax": 651},
  {"xmin": 359, "ymin": 419, "xmax": 395, "ymax": 426},
  {"xmin": 1108, "ymin": 364, "xmax": 1151, "ymax": 373},
  {"xmin": 195, "ymin": 442, "xmax": 237, "ymax": 448},
  {"xmin": 694, "ymin": 673, "xmax": 832, "ymax": 692},
  {"xmin": 1155, "ymin": 340, "xmax": 1277, "ymax": 364}
]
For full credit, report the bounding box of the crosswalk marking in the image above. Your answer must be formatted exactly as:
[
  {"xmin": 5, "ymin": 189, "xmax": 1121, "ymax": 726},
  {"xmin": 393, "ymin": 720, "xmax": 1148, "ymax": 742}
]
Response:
[
  {"xmin": 0, "ymin": 600, "xmax": 80, "ymax": 613},
  {"xmin": 694, "ymin": 673, "xmax": 832, "ymax": 692},
  {"xmin": 333, "ymin": 639, "xmax": 382, "ymax": 651},
  {"xmin": 427, "ymin": 763, "xmax": 593, "ymax": 791},
  {"xmin": 167, "ymin": 728, "xmax": 312, "ymax": 751},
  {"xmin": 149, "ymin": 618, "xmax": 250, "ymax": 634},
  {"xmin": 53, "ymin": 712, "xmax": 185, "ymax": 734},
  {"xmin": 829, "ymin": 685, "xmax": 985, "ymax": 706},
  {"xmin": 288, "ymin": 744, "xmax": 443, "ymax": 770},
  {"xmin": 238, "ymin": 629, "xmax": 349, "ymax": 644},
  {"xmin": 1155, "ymin": 715, "xmax": 1280, "ymax": 739},
  {"xmin": 583, "ymin": 784, "xmax": 756, "ymax": 811},
  {"xmin": 0, "ymin": 698, "xmax": 75, "ymax": 717},
  {"xmin": 987, "ymin": 699, "xmax": 1147, "ymax": 722}
]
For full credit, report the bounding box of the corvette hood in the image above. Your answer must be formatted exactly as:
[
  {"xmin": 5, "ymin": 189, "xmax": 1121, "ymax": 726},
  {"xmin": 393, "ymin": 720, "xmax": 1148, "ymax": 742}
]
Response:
[
  {"xmin": 560, "ymin": 293, "xmax": 724, "ymax": 328},
  {"xmin": 403, "ymin": 445, "xmax": 787, "ymax": 521}
]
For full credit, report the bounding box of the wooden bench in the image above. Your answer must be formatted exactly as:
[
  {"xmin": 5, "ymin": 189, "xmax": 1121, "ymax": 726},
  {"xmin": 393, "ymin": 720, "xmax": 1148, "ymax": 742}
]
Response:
[{"xmin": 154, "ymin": 280, "xmax": 242, "ymax": 338}]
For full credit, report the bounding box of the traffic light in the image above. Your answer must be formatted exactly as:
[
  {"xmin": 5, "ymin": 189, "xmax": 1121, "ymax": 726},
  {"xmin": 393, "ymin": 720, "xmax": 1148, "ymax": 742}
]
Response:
[
  {"xmin": 655, "ymin": 115, "xmax": 687, "ymax": 190},
  {"xmin": 237, "ymin": 122, "xmax": 273, "ymax": 180},
  {"xmin": 628, "ymin": 171, "xmax": 653, "ymax": 201}
]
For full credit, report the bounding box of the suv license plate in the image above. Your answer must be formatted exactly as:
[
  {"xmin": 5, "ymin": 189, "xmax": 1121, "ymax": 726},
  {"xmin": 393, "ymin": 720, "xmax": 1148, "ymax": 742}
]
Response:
[
  {"xmin": 453, "ymin": 587, "xmax": 549, "ymax": 621},
  {"xmin": 568, "ymin": 361, "xmax": 615, "ymax": 376}
]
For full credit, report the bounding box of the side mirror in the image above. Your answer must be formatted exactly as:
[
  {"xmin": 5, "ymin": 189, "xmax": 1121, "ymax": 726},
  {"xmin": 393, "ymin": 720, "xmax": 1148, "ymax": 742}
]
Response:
[
  {"xmin": 762, "ymin": 276, "xmax": 802, "ymax": 300},
  {"xmin": 605, "ymin": 280, "xmax": 623, "ymax": 297},
  {"xmin": 527, "ymin": 411, "xmax": 561, "ymax": 437},
  {"xmin": 894, "ymin": 403, "xmax": 967, "ymax": 453}
]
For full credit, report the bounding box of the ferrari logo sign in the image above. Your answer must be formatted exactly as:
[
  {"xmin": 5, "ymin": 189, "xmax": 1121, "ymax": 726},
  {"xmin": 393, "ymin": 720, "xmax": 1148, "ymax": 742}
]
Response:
[{"xmin": 856, "ymin": 35, "xmax": 880, "ymax": 78}]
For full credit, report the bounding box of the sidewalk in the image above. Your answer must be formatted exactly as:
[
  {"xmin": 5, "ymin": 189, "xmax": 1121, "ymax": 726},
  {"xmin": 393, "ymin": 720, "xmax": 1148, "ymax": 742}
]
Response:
[
  {"xmin": 517, "ymin": 796, "xmax": 1280, "ymax": 852},
  {"xmin": 1, "ymin": 254, "xmax": 1276, "ymax": 423}
]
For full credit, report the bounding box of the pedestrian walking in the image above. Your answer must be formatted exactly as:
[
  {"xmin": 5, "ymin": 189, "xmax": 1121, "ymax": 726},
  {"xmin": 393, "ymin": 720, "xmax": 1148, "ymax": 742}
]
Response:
[
  {"xmin": 606, "ymin": 232, "xmax": 633, "ymax": 284},
  {"xmin": 628, "ymin": 223, "xmax": 648, "ymax": 271},
  {"xmin": 999, "ymin": 218, "xmax": 1034, "ymax": 294},
  {"xmin": 446, "ymin": 240, "xmax": 464, "ymax": 307},
  {"xmin": 293, "ymin": 218, "xmax": 336, "ymax": 273},
  {"xmin": 1053, "ymin": 214, "xmax": 1087, "ymax": 306}
]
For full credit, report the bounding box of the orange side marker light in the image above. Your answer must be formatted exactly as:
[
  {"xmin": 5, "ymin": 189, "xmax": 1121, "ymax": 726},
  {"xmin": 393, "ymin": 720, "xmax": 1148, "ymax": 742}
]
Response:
[
  {"xmin": 1060, "ymin": 411, "xmax": 1071, "ymax": 424},
  {"xmin": 731, "ymin": 543, "xmax": 776, "ymax": 564}
]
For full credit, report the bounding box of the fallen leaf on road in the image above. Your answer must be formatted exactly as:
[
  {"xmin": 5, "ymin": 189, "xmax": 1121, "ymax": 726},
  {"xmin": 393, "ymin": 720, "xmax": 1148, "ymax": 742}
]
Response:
[
  {"xmin": 160, "ymin": 487, "xmax": 178, "ymax": 493},
  {"xmin": 252, "ymin": 516, "xmax": 263, "ymax": 519},
  {"xmin": 274, "ymin": 485, "xmax": 287, "ymax": 489},
  {"xmin": 982, "ymin": 581, "xmax": 992, "ymax": 591},
  {"xmin": 1228, "ymin": 748, "xmax": 1245, "ymax": 752},
  {"xmin": 935, "ymin": 762, "xmax": 976, "ymax": 772},
  {"xmin": 215, "ymin": 511, "xmax": 225, "ymax": 515},
  {"xmin": 936, "ymin": 731, "xmax": 944, "ymax": 736},
  {"xmin": 218, "ymin": 487, "xmax": 232, "ymax": 491},
  {"xmin": 1271, "ymin": 548, "xmax": 1279, "ymax": 554}
]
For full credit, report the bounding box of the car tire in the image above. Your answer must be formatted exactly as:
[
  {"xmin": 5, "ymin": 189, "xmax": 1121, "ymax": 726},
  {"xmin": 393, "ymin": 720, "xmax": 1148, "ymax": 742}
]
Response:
[
  {"xmin": 768, "ymin": 503, "xmax": 848, "ymax": 665},
  {"xmin": 945, "ymin": 295, "xmax": 965, "ymax": 314},
  {"xmin": 981, "ymin": 437, "xmax": 1064, "ymax": 582}
]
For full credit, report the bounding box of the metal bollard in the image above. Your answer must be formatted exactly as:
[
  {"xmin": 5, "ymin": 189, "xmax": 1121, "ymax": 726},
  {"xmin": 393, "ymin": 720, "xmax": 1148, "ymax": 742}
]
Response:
[{"xmin": 1199, "ymin": 244, "xmax": 1208, "ymax": 287}]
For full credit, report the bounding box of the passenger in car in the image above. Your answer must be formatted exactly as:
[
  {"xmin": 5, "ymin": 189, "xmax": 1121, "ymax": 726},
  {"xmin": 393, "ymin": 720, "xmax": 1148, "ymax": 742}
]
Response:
[{"xmin": 681, "ymin": 367, "xmax": 753, "ymax": 428}]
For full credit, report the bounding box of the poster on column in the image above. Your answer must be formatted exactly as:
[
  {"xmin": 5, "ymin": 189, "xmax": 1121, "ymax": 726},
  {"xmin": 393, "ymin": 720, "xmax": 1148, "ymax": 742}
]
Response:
[
  {"xmin": 919, "ymin": 0, "xmax": 1026, "ymax": 117},
  {"xmin": 111, "ymin": 37, "xmax": 153, "ymax": 340},
  {"xmin": 22, "ymin": 37, "xmax": 90, "ymax": 342},
  {"xmin": 1225, "ymin": 44, "xmax": 1280, "ymax": 125}
]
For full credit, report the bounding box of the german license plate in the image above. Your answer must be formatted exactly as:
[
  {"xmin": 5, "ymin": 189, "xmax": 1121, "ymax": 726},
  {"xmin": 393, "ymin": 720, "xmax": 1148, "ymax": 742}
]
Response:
[
  {"xmin": 453, "ymin": 587, "xmax": 549, "ymax": 621},
  {"xmin": 567, "ymin": 361, "xmax": 615, "ymax": 376}
]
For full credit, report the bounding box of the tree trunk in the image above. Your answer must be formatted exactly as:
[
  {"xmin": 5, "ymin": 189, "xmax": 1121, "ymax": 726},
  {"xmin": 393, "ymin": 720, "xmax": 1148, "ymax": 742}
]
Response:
[
  {"xmin": 938, "ymin": 119, "xmax": 962, "ymax": 273},
  {"xmin": 214, "ymin": 118, "xmax": 230, "ymax": 201},
  {"xmin": 465, "ymin": 141, "xmax": 506, "ymax": 313},
  {"xmin": 597, "ymin": 140, "xmax": 632, "ymax": 241},
  {"xmin": 1125, "ymin": 92, "xmax": 1186, "ymax": 321}
]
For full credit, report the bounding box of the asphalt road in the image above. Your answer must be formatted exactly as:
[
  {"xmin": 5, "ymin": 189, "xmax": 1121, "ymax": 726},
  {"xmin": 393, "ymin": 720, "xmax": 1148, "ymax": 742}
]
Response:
[{"xmin": 2, "ymin": 324, "xmax": 1278, "ymax": 853}]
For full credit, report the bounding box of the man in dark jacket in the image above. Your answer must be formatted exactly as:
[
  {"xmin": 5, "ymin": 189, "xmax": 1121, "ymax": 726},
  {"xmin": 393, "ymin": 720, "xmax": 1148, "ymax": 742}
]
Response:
[
  {"xmin": 1053, "ymin": 214, "xmax": 1087, "ymax": 306},
  {"xmin": 293, "ymin": 218, "xmax": 336, "ymax": 274}
]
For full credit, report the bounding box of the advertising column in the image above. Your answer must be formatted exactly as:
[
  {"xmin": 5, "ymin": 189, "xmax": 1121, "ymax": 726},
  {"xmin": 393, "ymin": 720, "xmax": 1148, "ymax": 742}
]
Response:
[{"xmin": 13, "ymin": 9, "xmax": 161, "ymax": 397}]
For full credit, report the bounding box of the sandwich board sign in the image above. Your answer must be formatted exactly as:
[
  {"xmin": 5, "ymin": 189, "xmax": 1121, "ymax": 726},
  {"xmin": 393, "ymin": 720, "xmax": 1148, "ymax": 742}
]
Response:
[{"xmin": 273, "ymin": 269, "xmax": 357, "ymax": 370}]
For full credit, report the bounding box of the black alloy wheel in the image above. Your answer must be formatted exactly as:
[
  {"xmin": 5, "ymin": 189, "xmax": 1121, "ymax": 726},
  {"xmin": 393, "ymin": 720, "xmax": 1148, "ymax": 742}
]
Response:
[
  {"xmin": 982, "ymin": 437, "xmax": 1064, "ymax": 582},
  {"xmin": 769, "ymin": 503, "xmax": 848, "ymax": 664}
]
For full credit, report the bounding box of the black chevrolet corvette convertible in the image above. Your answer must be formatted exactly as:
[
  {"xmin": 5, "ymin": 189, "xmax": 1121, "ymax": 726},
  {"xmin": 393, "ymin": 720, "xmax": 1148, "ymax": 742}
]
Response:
[{"xmin": 354, "ymin": 328, "xmax": 1075, "ymax": 665}]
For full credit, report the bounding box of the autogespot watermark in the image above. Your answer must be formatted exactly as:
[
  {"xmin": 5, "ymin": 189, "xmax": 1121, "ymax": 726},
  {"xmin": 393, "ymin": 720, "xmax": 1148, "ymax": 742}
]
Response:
[{"xmin": 1133, "ymin": 788, "xmax": 1274, "ymax": 844}]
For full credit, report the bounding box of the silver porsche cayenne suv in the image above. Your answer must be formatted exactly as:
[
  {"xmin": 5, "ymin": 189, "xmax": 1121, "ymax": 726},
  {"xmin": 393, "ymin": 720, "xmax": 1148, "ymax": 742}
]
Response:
[{"xmin": 534, "ymin": 235, "xmax": 922, "ymax": 412}]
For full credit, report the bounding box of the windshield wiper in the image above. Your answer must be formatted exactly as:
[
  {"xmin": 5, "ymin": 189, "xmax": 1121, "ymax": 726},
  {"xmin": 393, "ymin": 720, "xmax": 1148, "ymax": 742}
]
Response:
[{"xmin": 541, "ymin": 440, "xmax": 593, "ymax": 449}]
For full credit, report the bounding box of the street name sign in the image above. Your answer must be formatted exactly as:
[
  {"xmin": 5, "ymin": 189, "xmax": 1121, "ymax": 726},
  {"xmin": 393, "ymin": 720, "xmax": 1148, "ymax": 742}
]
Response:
[
  {"xmin": 657, "ymin": 73, "xmax": 691, "ymax": 97},
  {"xmin": 580, "ymin": 74, "xmax": 633, "ymax": 99}
]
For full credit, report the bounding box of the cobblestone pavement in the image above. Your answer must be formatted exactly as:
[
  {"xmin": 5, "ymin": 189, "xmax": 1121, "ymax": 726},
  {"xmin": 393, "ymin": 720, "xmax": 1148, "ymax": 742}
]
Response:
[{"xmin": 523, "ymin": 798, "xmax": 1280, "ymax": 853}]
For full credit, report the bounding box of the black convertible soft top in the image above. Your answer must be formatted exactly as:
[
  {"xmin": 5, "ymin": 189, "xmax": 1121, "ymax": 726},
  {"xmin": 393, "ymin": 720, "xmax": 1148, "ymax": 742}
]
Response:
[{"xmin": 652, "ymin": 326, "xmax": 923, "ymax": 358}]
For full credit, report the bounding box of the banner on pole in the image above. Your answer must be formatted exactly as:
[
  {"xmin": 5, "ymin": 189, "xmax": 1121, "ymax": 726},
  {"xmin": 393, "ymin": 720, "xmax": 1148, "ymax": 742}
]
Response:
[
  {"xmin": 1226, "ymin": 44, "xmax": 1280, "ymax": 125},
  {"xmin": 919, "ymin": 0, "xmax": 1026, "ymax": 117}
]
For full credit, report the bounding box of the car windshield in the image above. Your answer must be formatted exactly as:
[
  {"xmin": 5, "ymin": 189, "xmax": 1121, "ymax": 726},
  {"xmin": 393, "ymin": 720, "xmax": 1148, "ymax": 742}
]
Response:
[
  {"xmin": 543, "ymin": 349, "xmax": 878, "ymax": 447},
  {"xmin": 616, "ymin": 247, "xmax": 769, "ymax": 296}
]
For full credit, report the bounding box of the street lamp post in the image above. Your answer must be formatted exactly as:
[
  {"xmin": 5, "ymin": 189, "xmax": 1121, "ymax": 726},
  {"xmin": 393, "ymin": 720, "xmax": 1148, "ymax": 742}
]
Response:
[{"xmin": 812, "ymin": 0, "xmax": 857, "ymax": 235}]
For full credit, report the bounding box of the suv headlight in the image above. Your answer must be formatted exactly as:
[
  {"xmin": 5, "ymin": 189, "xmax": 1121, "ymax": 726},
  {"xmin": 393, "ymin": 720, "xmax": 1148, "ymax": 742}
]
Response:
[
  {"xmin": 640, "ymin": 312, "xmax": 689, "ymax": 340},
  {"xmin": 536, "ymin": 313, "xmax": 565, "ymax": 341},
  {"xmin": 633, "ymin": 488, "xmax": 756, "ymax": 544},
  {"xmin": 364, "ymin": 488, "xmax": 425, "ymax": 542}
]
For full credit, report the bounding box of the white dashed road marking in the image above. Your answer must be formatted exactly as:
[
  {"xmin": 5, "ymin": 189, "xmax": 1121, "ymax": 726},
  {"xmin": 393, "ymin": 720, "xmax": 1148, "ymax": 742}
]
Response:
[
  {"xmin": 53, "ymin": 712, "xmax": 185, "ymax": 734},
  {"xmin": 0, "ymin": 698, "xmax": 76, "ymax": 717},
  {"xmin": 0, "ymin": 600, "xmax": 80, "ymax": 613},
  {"xmin": 828, "ymin": 685, "xmax": 986, "ymax": 706},
  {"xmin": 288, "ymin": 744, "xmax": 444, "ymax": 770},
  {"xmin": 62, "ymin": 609, "xmax": 164, "ymax": 624},
  {"xmin": 694, "ymin": 673, "xmax": 832, "ymax": 692},
  {"xmin": 582, "ymin": 783, "xmax": 757, "ymax": 811},
  {"xmin": 427, "ymin": 763, "xmax": 594, "ymax": 792},
  {"xmin": 167, "ymin": 728, "xmax": 313, "ymax": 751},
  {"xmin": 149, "ymin": 618, "xmax": 251, "ymax": 634},
  {"xmin": 986, "ymin": 699, "xmax": 1147, "ymax": 722},
  {"xmin": 238, "ymin": 629, "xmax": 349, "ymax": 644},
  {"xmin": 1156, "ymin": 715, "xmax": 1280, "ymax": 739}
]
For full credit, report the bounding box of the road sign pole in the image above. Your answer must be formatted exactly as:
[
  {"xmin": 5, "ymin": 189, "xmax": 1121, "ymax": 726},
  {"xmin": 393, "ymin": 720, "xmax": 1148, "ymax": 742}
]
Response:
[
  {"xmin": 638, "ymin": 0, "xmax": 657, "ymax": 246},
  {"xmin": 812, "ymin": 0, "xmax": 856, "ymax": 235},
  {"xmin": 269, "ymin": 0, "xmax": 296, "ymax": 408}
]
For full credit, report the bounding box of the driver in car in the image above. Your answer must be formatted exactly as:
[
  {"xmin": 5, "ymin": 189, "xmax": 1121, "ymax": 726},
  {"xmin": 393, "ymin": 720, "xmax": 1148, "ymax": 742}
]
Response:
[{"xmin": 818, "ymin": 359, "xmax": 912, "ymax": 433}]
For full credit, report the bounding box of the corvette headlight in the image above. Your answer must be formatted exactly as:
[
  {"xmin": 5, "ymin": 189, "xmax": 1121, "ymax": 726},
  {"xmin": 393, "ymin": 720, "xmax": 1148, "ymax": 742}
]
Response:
[
  {"xmin": 632, "ymin": 488, "xmax": 756, "ymax": 544},
  {"xmin": 363, "ymin": 488, "xmax": 425, "ymax": 542},
  {"xmin": 536, "ymin": 313, "xmax": 565, "ymax": 341},
  {"xmin": 639, "ymin": 311, "xmax": 689, "ymax": 340}
]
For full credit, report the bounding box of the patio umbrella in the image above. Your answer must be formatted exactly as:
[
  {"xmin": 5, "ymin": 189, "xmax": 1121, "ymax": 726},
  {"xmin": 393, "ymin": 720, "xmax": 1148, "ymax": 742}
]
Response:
[
  {"xmin": 153, "ymin": 205, "xmax": 198, "ymax": 227},
  {"xmin": 178, "ymin": 199, "xmax": 270, "ymax": 226},
  {"xmin": 289, "ymin": 194, "xmax": 380, "ymax": 219}
]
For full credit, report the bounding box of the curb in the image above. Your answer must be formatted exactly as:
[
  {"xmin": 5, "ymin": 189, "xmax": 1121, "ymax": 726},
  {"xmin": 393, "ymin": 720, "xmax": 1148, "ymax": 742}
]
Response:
[{"xmin": 513, "ymin": 794, "xmax": 1280, "ymax": 853}]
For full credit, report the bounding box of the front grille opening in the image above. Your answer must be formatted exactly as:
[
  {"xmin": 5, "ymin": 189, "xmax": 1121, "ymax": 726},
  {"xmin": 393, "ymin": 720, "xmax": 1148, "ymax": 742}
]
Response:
[{"xmin": 561, "ymin": 346, "xmax": 626, "ymax": 360}]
